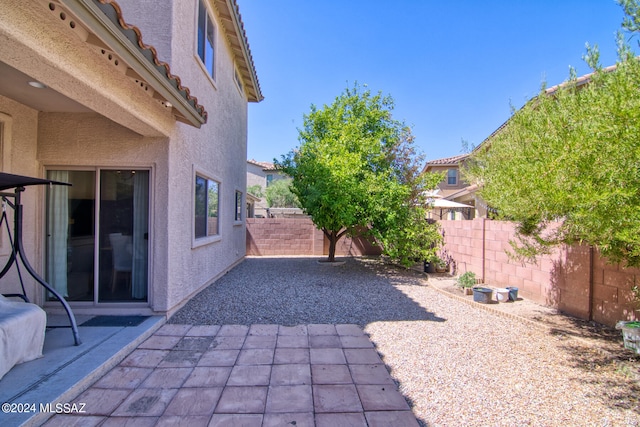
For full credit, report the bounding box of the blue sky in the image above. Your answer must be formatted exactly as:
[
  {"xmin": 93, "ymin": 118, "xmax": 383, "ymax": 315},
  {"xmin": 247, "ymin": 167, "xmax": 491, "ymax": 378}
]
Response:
[{"xmin": 240, "ymin": 1, "xmax": 628, "ymax": 164}]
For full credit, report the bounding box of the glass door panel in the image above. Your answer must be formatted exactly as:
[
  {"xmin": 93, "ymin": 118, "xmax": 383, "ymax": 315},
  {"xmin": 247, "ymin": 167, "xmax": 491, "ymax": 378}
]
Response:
[
  {"xmin": 98, "ymin": 170, "xmax": 149, "ymax": 302},
  {"xmin": 46, "ymin": 170, "xmax": 96, "ymax": 301}
]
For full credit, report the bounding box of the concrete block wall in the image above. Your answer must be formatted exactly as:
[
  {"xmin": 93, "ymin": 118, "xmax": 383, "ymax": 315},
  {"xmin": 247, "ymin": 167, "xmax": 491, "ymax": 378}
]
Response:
[
  {"xmin": 440, "ymin": 219, "xmax": 638, "ymax": 326},
  {"xmin": 246, "ymin": 218, "xmax": 381, "ymax": 257},
  {"xmin": 592, "ymin": 257, "xmax": 640, "ymax": 325}
]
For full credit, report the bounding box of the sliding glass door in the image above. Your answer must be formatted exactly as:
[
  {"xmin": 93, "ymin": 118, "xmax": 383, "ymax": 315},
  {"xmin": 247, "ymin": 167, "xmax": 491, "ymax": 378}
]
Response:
[
  {"xmin": 98, "ymin": 170, "xmax": 148, "ymax": 302},
  {"xmin": 46, "ymin": 169, "xmax": 149, "ymax": 303}
]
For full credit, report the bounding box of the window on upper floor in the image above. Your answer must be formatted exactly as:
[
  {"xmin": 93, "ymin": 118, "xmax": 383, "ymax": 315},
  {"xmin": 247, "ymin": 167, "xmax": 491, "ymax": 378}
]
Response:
[
  {"xmin": 197, "ymin": 0, "xmax": 216, "ymax": 80},
  {"xmin": 447, "ymin": 169, "xmax": 458, "ymax": 185},
  {"xmin": 266, "ymin": 174, "xmax": 273, "ymax": 187},
  {"xmin": 234, "ymin": 68, "xmax": 244, "ymax": 94}
]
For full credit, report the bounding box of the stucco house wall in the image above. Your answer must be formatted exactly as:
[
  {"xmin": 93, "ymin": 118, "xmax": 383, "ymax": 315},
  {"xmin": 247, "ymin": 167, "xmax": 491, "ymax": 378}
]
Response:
[
  {"xmin": 423, "ymin": 154, "xmax": 480, "ymax": 220},
  {"xmin": 0, "ymin": 0, "xmax": 261, "ymax": 316},
  {"xmin": 117, "ymin": 0, "xmax": 252, "ymax": 312},
  {"xmin": 246, "ymin": 160, "xmax": 288, "ymax": 217},
  {"xmin": 0, "ymin": 99, "xmax": 41, "ymax": 304}
]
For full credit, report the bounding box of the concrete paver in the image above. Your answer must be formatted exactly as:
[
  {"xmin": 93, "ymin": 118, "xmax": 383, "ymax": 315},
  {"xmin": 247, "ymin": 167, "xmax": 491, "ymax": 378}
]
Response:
[
  {"xmin": 315, "ymin": 412, "xmax": 368, "ymax": 427},
  {"xmin": 273, "ymin": 347, "xmax": 309, "ymax": 364},
  {"xmin": 313, "ymin": 384, "xmax": 363, "ymax": 413},
  {"xmin": 264, "ymin": 385, "xmax": 313, "ymax": 413},
  {"xmin": 309, "ymin": 348, "xmax": 346, "ymax": 364},
  {"xmin": 42, "ymin": 324, "xmax": 420, "ymax": 426},
  {"xmin": 312, "ymin": 364, "xmax": 353, "ymax": 384},
  {"xmin": 276, "ymin": 335, "xmax": 309, "ymax": 348},
  {"xmin": 227, "ymin": 365, "xmax": 272, "ymax": 386}
]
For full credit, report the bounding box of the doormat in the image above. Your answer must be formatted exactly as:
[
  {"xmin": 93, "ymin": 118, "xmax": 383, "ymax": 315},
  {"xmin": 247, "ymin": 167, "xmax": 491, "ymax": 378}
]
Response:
[{"xmin": 81, "ymin": 316, "xmax": 149, "ymax": 327}]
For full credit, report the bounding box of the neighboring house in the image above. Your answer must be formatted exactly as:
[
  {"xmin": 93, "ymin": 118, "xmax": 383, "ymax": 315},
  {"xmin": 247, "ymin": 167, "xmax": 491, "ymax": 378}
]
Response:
[
  {"xmin": 0, "ymin": 0, "xmax": 262, "ymax": 317},
  {"xmin": 425, "ymin": 65, "xmax": 620, "ymax": 221},
  {"xmin": 423, "ymin": 153, "xmax": 484, "ymax": 220},
  {"xmin": 246, "ymin": 159, "xmax": 289, "ymax": 217}
]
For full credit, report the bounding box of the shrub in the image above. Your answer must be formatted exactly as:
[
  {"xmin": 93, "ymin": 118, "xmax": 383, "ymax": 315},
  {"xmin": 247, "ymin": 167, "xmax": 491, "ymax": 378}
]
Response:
[{"xmin": 457, "ymin": 271, "xmax": 476, "ymax": 288}]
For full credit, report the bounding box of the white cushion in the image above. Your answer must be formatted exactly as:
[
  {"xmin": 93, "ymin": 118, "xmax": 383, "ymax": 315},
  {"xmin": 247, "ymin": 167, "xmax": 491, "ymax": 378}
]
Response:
[{"xmin": 0, "ymin": 296, "xmax": 46, "ymax": 380}]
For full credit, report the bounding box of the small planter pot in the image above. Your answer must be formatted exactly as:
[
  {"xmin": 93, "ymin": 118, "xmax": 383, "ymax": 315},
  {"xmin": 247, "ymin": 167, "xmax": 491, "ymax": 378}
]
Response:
[
  {"xmin": 494, "ymin": 288, "xmax": 510, "ymax": 303},
  {"xmin": 506, "ymin": 286, "xmax": 519, "ymax": 301},
  {"xmin": 424, "ymin": 262, "xmax": 436, "ymax": 273},
  {"xmin": 472, "ymin": 287, "xmax": 493, "ymax": 304},
  {"xmin": 616, "ymin": 321, "xmax": 640, "ymax": 354},
  {"xmin": 463, "ymin": 287, "xmax": 473, "ymax": 295}
]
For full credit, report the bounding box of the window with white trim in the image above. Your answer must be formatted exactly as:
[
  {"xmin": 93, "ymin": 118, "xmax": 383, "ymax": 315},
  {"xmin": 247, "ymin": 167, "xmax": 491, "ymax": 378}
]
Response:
[
  {"xmin": 235, "ymin": 191, "xmax": 243, "ymax": 221},
  {"xmin": 447, "ymin": 169, "xmax": 458, "ymax": 185},
  {"xmin": 197, "ymin": 0, "xmax": 216, "ymax": 80},
  {"xmin": 234, "ymin": 68, "xmax": 244, "ymax": 95},
  {"xmin": 195, "ymin": 174, "xmax": 219, "ymax": 238}
]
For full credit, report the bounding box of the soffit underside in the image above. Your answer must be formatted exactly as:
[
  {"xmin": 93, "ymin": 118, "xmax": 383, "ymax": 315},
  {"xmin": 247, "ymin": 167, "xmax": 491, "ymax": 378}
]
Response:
[
  {"xmin": 212, "ymin": 0, "xmax": 263, "ymax": 102},
  {"xmin": 55, "ymin": 0, "xmax": 208, "ymax": 127}
]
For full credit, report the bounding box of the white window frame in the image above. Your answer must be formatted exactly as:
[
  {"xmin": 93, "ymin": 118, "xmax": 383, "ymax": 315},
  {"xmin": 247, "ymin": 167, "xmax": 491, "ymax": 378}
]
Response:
[
  {"xmin": 447, "ymin": 169, "xmax": 458, "ymax": 185},
  {"xmin": 196, "ymin": 0, "xmax": 217, "ymax": 84},
  {"xmin": 193, "ymin": 168, "xmax": 221, "ymax": 247},
  {"xmin": 234, "ymin": 67, "xmax": 244, "ymax": 96},
  {"xmin": 42, "ymin": 165, "xmax": 154, "ymax": 308},
  {"xmin": 234, "ymin": 190, "xmax": 243, "ymax": 224}
]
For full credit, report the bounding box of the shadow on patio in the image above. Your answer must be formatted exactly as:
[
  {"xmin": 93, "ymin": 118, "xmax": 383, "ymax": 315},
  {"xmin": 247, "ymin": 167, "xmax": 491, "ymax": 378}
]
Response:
[{"xmin": 0, "ymin": 315, "xmax": 163, "ymax": 426}]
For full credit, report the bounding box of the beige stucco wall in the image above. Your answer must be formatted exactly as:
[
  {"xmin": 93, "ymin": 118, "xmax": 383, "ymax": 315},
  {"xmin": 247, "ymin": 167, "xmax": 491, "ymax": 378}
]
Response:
[
  {"xmin": 428, "ymin": 165, "xmax": 467, "ymax": 192},
  {"xmin": 246, "ymin": 163, "xmax": 289, "ymax": 217},
  {"xmin": 0, "ymin": 0, "xmax": 254, "ymax": 315},
  {"xmin": 0, "ymin": 0, "xmax": 176, "ymax": 137},
  {"xmin": 115, "ymin": 0, "xmax": 250, "ymax": 313},
  {"xmin": 36, "ymin": 112, "xmax": 170, "ymax": 312},
  {"xmin": 0, "ymin": 96, "xmax": 41, "ymax": 303}
]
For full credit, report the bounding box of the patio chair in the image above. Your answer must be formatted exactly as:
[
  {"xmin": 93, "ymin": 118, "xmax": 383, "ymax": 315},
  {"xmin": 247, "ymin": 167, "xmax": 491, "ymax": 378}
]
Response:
[{"xmin": 109, "ymin": 233, "xmax": 132, "ymax": 293}]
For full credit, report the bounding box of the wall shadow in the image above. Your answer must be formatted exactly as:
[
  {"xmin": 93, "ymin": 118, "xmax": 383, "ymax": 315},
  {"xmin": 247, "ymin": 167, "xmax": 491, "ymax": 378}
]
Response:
[
  {"xmin": 245, "ymin": 226, "xmax": 261, "ymax": 256},
  {"xmin": 556, "ymin": 341, "xmax": 639, "ymax": 416},
  {"xmin": 548, "ymin": 244, "xmax": 591, "ymax": 320}
]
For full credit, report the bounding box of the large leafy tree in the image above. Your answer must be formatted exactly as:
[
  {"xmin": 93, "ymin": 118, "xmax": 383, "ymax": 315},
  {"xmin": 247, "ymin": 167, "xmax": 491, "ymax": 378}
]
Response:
[
  {"xmin": 277, "ymin": 84, "xmax": 442, "ymax": 264},
  {"xmin": 466, "ymin": 1, "xmax": 640, "ymax": 266},
  {"xmin": 265, "ymin": 178, "xmax": 300, "ymax": 208}
]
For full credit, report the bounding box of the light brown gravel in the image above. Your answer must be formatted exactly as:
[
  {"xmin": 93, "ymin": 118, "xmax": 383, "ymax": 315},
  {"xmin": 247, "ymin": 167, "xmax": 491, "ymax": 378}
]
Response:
[
  {"xmin": 366, "ymin": 274, "xmax": 640, "ymax": 427},
  {"xmin": 170, "ymin": 257, "xmax": 639, "ymax": 426}
]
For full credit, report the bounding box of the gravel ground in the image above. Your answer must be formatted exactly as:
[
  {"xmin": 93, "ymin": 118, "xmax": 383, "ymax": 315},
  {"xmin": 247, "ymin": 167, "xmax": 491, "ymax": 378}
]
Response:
[{"xmin": 169, "ymin": 257, "xmax": 640, "ymax": 426}]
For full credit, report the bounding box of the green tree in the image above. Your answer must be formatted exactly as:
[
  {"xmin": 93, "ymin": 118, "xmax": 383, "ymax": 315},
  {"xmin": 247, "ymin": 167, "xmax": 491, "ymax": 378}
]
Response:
[
  {"xmin": 277, "ymin": 84, "xmax": 442, "ymax": 264},
  {"xmin": 247, "ymin": 184, "xmax": 263, "ymax": 198},
  {"xmin": 466, "ymin": 1, "xmax": 640, "ymax": 266},
  {"xmin": 265, "ymin": 178, "xmax": 299, "ymax": 208}
]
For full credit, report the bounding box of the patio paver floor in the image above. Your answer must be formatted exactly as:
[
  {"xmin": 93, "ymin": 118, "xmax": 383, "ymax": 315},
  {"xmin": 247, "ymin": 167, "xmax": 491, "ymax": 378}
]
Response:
[{"xmin": 42, "ymin": 323, "xmax": 420, "ymax": 426}]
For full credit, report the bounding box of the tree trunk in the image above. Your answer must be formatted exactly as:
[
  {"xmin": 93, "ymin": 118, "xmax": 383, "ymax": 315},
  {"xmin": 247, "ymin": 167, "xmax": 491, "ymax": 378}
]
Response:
[
  {"xmin": 327, "ymin": 231, "xmax": 337, "ymax": 262},
  {"xmin": 323, "ymin": 228, "xmax": 348, "ymax": 263}
]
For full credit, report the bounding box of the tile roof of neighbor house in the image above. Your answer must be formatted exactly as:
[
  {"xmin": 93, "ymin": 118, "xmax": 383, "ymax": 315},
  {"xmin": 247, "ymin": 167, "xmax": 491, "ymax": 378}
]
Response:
[
  {"xmin": 544, "ymin": 63, "xmax": 617, "ymax": 95},
  {"xmin": 247, "ymin": 159, "xmax": 277, "ymax": 170},
  {"xmin": 475, "ymin": 62, "xmax": 621, "ymax": 150},
  {"xmin": 425, "ymin": 153, "xmax": 469, "ymax": 166}
]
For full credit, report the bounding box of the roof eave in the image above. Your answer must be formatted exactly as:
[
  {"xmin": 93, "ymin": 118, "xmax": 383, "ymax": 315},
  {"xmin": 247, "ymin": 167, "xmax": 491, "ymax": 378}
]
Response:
[
  {"xmin": 215, "ymin": 0, "xmax": 263, "ymax": 103},
  {"xmin": 61, "ymin": 0, "xmax": 208, "ymax": 127}
]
